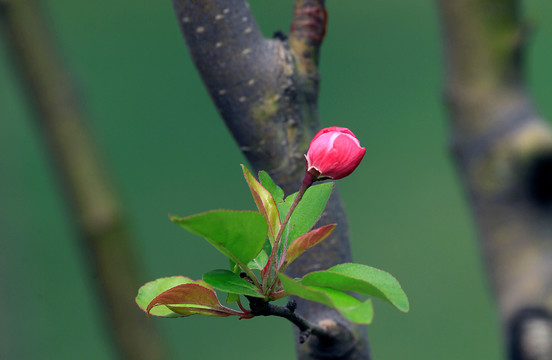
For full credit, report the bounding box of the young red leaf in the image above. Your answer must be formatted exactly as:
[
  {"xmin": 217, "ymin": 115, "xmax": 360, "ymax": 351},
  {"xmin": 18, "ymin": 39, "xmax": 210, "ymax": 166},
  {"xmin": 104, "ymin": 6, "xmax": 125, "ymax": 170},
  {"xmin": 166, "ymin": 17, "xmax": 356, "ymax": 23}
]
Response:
[
  {"xmin": 259, "ymin": 171, "xmax": 284, "ymax": 203},
  {"xmin": 241, "ymin": 164, "xmax": 281, "ymax": 245},
  {"xmin": 284, "ymin": 224, "xmax": 336, "ymax": 268},
  {"xmin": 136, "ymin": 276, "xmax": 199, "ymax": 317},
  {"xmin": 146, "ymin": 283, "xmax": 242, "ymax": 318}
]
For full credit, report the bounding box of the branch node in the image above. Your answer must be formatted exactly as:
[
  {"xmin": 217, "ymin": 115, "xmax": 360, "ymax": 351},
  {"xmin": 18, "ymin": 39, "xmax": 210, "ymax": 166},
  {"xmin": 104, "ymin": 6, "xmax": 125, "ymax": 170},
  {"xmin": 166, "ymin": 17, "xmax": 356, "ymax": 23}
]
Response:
[
  {"xmin": 246, "ymin": 296, "xmax": 333, "ymax": 344},
  {"xmin": 286, "ymin": 299, "xmax": 297, "ymax": 312},
  {"xmin": 299, "ymin": 328, "xmax": 311, "ymax": 344}
]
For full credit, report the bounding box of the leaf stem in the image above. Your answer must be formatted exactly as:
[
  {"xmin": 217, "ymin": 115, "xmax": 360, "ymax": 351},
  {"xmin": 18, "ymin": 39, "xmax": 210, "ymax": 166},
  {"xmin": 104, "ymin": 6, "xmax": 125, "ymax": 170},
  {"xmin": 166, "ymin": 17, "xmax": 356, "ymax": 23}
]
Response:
[
  {"xmin": 237, "ymin": 259, "xmax": 262, "ymax": 290},
  {"xmin": 263, "ymin": 173, "xmax": 314, "ymax": 290},
  {"xmin": 237, "ymin": 297, "xmax": 249, "ymax": 314}
]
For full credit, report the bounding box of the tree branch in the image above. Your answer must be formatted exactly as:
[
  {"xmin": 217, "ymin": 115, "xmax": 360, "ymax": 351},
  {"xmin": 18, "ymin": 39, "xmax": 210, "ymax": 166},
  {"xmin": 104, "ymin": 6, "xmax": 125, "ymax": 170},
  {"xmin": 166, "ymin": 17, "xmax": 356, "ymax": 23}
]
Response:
[
  {"xmin": 247, "ymin": 298, "xmax": 331, "ymax": 343},
  {"xmin": 437, "ymin": 0, "xmax": 552, "ymax": 358},
  {"xmin": 172, "ymin": 1, "xmax": 369, "ymax": 359},
  {"xmin": 173, "ymin": 0, "xmax": 308, "ymax": 178},
  {"xmin": 0, "ymin": 1, "xmax": 167, "ymax": 359}
]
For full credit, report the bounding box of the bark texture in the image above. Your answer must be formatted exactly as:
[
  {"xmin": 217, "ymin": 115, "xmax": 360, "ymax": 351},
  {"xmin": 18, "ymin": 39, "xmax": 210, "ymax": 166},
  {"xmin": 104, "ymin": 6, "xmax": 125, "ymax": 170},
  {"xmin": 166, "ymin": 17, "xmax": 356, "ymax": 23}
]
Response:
[
  {"xmin": 437, "ymin": 1, "xmax": 552, "ymax": 358},
  {"xmin": 172, "ymin": 1, "xmax": 370, "ymax": 359}
]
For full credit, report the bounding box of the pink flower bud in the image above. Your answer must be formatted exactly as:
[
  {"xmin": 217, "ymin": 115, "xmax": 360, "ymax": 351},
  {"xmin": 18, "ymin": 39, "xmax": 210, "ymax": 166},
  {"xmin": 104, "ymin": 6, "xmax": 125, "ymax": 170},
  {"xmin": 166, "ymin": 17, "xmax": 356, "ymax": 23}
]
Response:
[{"xmin": 305, "ymin": 126, "xmax": 366, "ymax": 180}]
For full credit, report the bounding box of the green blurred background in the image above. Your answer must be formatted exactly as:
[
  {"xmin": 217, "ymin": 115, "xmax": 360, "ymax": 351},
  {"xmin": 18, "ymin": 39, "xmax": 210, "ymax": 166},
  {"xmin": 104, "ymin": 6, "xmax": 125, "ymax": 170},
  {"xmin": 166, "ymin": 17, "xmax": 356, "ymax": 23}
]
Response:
[{"xmin": 1, "ymin": 1, "xmax": 552, "ymax": 359}]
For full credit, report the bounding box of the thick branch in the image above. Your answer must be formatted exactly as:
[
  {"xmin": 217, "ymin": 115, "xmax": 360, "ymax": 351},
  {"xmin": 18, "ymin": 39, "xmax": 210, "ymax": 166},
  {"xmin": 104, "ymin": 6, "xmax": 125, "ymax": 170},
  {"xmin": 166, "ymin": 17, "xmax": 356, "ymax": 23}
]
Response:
[
  {"xmin": 247, "ymin": 297, "xmax": 361, "ymax": 359},
  {"xmin": 0, "ymin": 1, "xmax": 167, "ymax": 359},
  {"xmin": 172, "ymin": 1, "xmax": 369, "ymax": 359},
  {"xmin": 289, "ymin": 0, "xmax": 326, "ymax": 78},
  {"xmin": 173, "ymin": 0, "xmax": 312, "ymax": 178},
  {"xmin": 437, "ymin": 1, "xmax": 552, "ymax": 358}
]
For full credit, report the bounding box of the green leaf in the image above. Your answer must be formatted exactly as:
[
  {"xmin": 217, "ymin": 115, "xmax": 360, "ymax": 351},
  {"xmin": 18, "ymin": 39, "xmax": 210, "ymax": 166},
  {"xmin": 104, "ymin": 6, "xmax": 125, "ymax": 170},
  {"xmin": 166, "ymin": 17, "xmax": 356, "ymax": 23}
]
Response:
[
  {"xmin": 146, "ymin": 282, "xmax": 242, "ymax": 318},
  {"xmin": 229, "ymin": 259, "xmax": 239, "ymax": 273},
  {"xmin": 247, "ymin": 250, "xmax": 268, "ymax": 270},
  {"xmin": 279, "ymin": 182, "xmax": 334, "ymax": 244},
  {"xmin": 203, "ymin": 269, "xmax": 265, "ymax": 298},
  {"xmin": 171, "ymin": 210, "xmax": 267, "ymax": 266},
  {"xmin": 242, "ymin": 165, "xmax": 281, "ymax": 245},
  {"xmin": 259, "ymin": 170, "xmax": 284, "ymax": 203},
  {"xmin": 285, "ymin": 224, "xmax": 336, "ymax": 268},
  {"xmin": 278, "ymin": 273, "xmax": 373, "ymax": 324},
  {"xmin": 226, "ymin": 292, "xmax": 240, "ymax": 304},
  {"xmin": 226, "ymin": 260, "xmax": 240, "ymax": 304},
  {"xmin": 302, "ymin": 263, "xmax": 409, "ymax": 313},
  {"xmin": 263, "ymin": 238, "xmax": 272, "ymax": 257}
]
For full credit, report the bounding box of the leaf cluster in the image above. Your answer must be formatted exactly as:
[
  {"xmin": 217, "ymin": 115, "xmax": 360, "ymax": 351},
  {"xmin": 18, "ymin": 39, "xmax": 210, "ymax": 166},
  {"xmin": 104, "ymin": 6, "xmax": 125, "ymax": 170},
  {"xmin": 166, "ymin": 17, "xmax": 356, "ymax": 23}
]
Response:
[{"xmin": 136, "ymin": 166, "xmax": 408, "ymax": 327}]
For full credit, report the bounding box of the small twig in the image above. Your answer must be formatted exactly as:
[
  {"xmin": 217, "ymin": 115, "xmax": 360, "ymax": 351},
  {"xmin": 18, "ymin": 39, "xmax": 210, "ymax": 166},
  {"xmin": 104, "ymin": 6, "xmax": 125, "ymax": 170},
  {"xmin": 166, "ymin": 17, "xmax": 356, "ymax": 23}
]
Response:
[{"xmin": 246, "ymin": 297, "xmax": 332, "ymax": 344}]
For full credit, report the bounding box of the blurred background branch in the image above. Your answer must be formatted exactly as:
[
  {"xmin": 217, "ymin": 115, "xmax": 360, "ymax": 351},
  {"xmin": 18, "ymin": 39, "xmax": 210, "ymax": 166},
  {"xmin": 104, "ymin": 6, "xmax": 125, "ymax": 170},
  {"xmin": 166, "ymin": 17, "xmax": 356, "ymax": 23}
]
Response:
[
  {"xmin": 437, "ymin": 0, "xmax": 552, "ymax": 358},
  {"xmin": 0, "ymin": 1, "xmax": 167, "ymax": 359}
]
